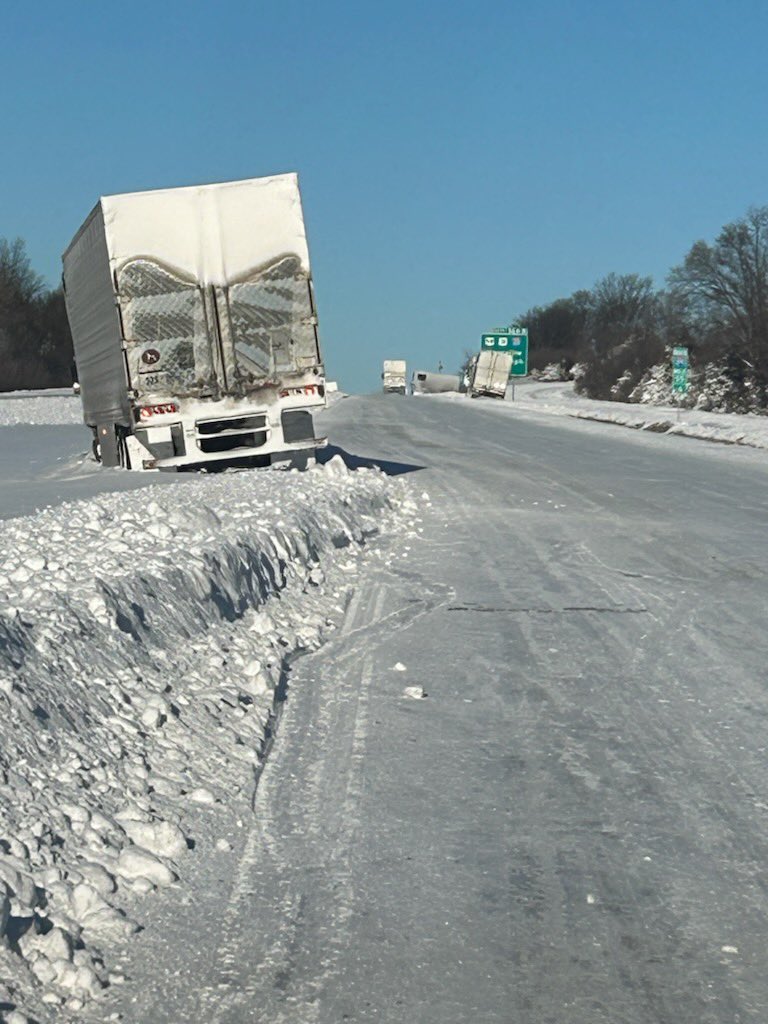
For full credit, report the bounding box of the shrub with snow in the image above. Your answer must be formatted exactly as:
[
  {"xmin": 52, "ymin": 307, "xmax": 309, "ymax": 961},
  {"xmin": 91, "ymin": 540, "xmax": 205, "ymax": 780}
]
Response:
[{"xmin": 628, "ymin": 363, "xmax": 675, "ymax": 406}]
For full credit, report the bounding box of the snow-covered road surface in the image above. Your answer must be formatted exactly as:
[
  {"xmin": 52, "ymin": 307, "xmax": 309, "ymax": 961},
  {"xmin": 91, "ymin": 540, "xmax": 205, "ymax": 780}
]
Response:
[
  {"xmin": 5, "ymin": 390, "xmax": 768, "ymax": 1022},
  {"xmin": 101, "ymin": 394, "xmax": 768, "ymax": 1023}
]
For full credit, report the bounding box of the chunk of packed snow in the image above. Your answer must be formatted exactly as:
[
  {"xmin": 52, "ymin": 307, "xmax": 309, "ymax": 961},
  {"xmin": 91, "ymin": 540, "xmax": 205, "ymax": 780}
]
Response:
[
  {"xmin": 402, "ymin": 686, "xmax": 428, "ymax": 699},
  {"xmin": 188, "ymin": 787, "xmax": 216, "ymax": 806},
  {"xmin": 120, "ymin": 819, "xmax": 187, "ymax": 859},
  {"xmin": 6, "ymin": 1011, "xmax": 30, "ymax": 1024},
  {"xmin": 116, "ymin": 849, "xmax": 175, "ymax": 888}
]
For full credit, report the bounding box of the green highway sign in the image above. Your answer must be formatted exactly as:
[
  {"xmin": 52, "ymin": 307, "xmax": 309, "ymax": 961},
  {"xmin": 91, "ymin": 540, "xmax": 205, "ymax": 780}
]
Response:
[
  {"xmin": 481, "ymin": 328, "xmax": 529, "ymax": 377},
  {"xmin": 672, "ymin": 345, "xmax": 689, "ymax": 394}
]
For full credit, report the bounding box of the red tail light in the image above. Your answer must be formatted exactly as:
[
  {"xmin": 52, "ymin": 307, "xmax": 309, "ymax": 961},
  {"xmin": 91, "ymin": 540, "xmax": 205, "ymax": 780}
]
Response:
[
  {"xmin": 139, "ymin": 402, "xmax": 179, "ymax": 420},
  {"xmin": 279, "ymin": 385, "xmax": 320, "ymax": 398}
]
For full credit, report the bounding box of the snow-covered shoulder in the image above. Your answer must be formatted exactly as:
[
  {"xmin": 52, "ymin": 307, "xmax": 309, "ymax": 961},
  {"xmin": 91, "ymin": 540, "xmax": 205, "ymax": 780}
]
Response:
[{"xmin": 429, "ymin": 380, "xmax": 768, "ymax": 451}]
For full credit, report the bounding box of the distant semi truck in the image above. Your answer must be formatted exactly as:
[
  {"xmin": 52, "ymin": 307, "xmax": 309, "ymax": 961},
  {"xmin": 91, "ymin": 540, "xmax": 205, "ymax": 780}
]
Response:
[
  {"xmin": 382, "ymin": 360, "xmax": 407, "ymax": 394},
  {"xmin": 62, "ymin": 174, "xmax": 326, "ymax": 470},
  {"xmin": 467, "ymin": 350, "xmax": 512, "ymax": 399},
  {"xmin": 411, "ymin": 370, "xmax": 461, "ymax": 395}
]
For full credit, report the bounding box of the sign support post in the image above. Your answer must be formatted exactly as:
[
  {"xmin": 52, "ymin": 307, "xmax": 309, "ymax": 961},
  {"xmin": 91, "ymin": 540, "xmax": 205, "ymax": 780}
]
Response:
[{"xmin": 672, "ymin": 346, "xmax": 689, "ymax": 421}]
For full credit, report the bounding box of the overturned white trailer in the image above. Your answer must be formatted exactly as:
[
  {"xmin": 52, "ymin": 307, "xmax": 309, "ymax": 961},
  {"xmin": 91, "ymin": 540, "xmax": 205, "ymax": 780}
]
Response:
[
  {"xmin": 63, "ymin": 174, "xmax": 326, "ymax": 469},
  {"xmin": 411, "ymin": 370, "xmax": 461, "ymax": 395}
]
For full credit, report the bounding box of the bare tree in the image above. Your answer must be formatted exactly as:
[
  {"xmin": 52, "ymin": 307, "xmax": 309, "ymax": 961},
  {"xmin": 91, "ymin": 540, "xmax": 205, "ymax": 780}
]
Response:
[
  {"xmin": 575, "ymin": 273, "xmax": 664, "ymax": 399},
  {"xmin": 0, "ymin": 237, "xmax": 44, "ymax": 306},
  {"xmin": 669, "ymin": 206, "xmax": 768, "ymax": 380},
  {"xmin": 518, "ymin": 292, "xmax": 590, "ymax": 373},
  {"xmin": 0, "ymin": 237, "xmax": 73, "ymax": 390},
  {"xmin": 586, "ymin": 273, "xmax": 659, "ymax": 356}
]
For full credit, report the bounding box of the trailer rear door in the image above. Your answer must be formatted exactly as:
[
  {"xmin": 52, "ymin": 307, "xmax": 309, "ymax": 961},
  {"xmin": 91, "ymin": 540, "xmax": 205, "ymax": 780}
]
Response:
[
  {"xmin": 221, "ymin": 255, "xmax": 320, "ymax": 383},
  {"xmin": 117, "ymin": 258, "xmax": 220, "ymax": 398}
]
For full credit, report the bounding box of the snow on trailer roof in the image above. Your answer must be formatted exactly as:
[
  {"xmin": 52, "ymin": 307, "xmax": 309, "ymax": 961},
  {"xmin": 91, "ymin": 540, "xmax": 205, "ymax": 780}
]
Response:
[{"xmin": 63, "ymin": 173, "xmax": 311, "ymax": 285}]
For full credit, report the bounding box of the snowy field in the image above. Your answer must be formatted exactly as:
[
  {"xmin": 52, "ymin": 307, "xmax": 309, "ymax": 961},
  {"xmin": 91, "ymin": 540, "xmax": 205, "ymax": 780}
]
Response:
[
  {"xmin": 0, "ymin": 394, "xmax": 183, "ymax": 521},
  {"xmin": 0, "ymin": 392, "xmax": 82, "ymax": 427},
  {"xmin": 0, "ymin": 393, "xmax": 420, "ymax": 1021}
]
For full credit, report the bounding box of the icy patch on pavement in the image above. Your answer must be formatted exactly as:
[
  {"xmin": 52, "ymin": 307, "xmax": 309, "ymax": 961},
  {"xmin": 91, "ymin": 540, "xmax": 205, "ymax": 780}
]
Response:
[
  {"xmin": 0, "ymin": 392, "xmax": 82, "ymax": 427},
  {"xmin": 0, "ymin": 457, "xmax": 417, "ymax": 1018}
]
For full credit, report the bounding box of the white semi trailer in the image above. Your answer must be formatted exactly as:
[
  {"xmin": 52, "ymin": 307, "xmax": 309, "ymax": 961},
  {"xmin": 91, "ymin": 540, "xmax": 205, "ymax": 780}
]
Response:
[
  {"xmin": 382, "ymin": 360, "xmax": 407, "ymax": 394},
  {"xmin": 467, "ymin": 349, "xmax": 512, "ymax": 399},
  {"xmin": 63, "ymin": 174, "xmax": 326, "ymax": 470}
]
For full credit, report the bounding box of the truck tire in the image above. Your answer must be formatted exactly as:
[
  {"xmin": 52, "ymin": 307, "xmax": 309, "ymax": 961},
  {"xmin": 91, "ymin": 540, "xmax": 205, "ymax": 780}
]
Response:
[
  {"xmin": 289, "ymin": 451, "xmax": 313, "ymax": 471},
  {"xmin": 117, "ymin": 429, "xmax": 132, "ymax": 470}
]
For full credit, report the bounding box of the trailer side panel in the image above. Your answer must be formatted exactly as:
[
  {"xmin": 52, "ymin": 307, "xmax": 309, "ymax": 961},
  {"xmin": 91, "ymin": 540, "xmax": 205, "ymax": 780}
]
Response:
[{"xmin": 63, "ymin": 204, "xmax": 129, "ymax": 427}]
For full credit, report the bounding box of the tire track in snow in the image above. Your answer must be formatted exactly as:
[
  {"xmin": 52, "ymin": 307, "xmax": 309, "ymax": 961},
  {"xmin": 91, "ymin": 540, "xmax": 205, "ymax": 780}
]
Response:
[
  {"xmin": 429, "ymin": 462, "xmax": 664, "ymax": 1015},
  {"xmin": 199, "ymin": 581, "xmax": 386, "ymax": 1023},
  {"xmin": 199, "ymin": 569, "xmax": 444, "ymax": 1023},
  {"xmin": 431, "ymin": 447, "xmax": 752, "ymax": 1021}
]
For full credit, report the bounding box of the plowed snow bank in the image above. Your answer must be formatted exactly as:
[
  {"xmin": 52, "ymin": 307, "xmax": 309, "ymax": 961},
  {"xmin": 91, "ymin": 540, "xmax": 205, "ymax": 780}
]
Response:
[
  {"xmin": 0, "ymin": 458, "xmax": 417, "ymax": 1019},
  {"xmin": 436, "ymin": 382, "xmax": 768, "ymax": 451}
]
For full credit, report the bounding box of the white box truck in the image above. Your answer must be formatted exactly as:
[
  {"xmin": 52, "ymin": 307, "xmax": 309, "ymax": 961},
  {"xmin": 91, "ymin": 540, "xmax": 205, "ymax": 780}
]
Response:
[
  {"xmin": 468, "ymin": 350, "xmax": 512, "ymax": 399},
  {"xmin": 382, "ymin": 360, "xmax": 407, "ymax": 394},
  {"xmin": 63, "ymin": 174, "xmax": 326, "ymax": 470}
]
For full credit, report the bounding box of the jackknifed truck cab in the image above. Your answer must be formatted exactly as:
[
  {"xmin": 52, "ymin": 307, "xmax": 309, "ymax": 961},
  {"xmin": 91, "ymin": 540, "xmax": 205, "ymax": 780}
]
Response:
[{"xmin": 62, "ymin": 174, "xmax": 326, "ymax": 470}]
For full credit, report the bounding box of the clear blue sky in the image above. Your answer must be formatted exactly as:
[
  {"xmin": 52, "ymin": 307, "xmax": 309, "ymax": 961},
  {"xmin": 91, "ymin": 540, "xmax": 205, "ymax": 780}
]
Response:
[{"xmin": 2, "ymin": 0, "xmax": 767, "ymax": 392}]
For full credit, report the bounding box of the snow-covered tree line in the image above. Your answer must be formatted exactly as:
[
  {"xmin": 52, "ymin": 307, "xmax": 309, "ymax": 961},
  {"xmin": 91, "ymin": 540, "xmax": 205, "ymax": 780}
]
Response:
[
  {"xmin": 0, "ymin": 237, "xmax": 74, "ymax": 391},
  {"xmin": 517, "ymin": 206, "xmax": 768, "ymax": 412}
]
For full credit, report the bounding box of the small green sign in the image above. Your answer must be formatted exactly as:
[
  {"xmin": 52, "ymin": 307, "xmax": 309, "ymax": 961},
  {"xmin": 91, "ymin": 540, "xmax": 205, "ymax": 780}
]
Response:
[
  {"xmin": 672, "ymin": 346, "xmax": 689, "ymax": 394},
  {"xmin": 481, "ymin": 328, "xmax": 529, "ymax": 377}
]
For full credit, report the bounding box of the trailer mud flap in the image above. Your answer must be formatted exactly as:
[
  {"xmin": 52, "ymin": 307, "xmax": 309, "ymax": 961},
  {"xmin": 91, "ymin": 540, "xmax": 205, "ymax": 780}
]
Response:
[{"xmin": 97, "ymin": 424, "xmax": 120, "ymax": 467}]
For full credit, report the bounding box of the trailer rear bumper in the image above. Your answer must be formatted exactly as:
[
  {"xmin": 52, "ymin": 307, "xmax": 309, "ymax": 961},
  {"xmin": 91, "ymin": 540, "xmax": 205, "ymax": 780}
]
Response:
[
  {"xmin": 126, "ymin": 402, "xmax": 326, "ymax": 470},
  {"xmin": 142, "ymin": 435, "xmax": 326, "ymax": 470},
  {"xmin": 469, "ymin": 388, "xmax": 506, "ymax": 399}
]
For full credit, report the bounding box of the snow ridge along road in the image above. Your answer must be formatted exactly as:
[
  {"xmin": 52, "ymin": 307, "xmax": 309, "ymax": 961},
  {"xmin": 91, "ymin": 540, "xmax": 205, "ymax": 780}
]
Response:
[
  {"xmin": 483, "ymin": 379, "xmax": 768, "ymax": 451},
  {"xmin": 0, "ymin": 455, "xmax": 421, "ymax": 1020}
]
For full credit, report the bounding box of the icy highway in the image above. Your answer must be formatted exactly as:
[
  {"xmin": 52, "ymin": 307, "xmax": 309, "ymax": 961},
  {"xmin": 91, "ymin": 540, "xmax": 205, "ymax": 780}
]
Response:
[{"xmin": 105, "ymin": 393, "xmax": 768, "ymax": 1023}]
